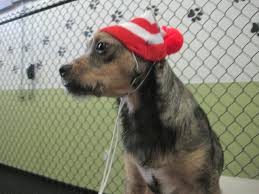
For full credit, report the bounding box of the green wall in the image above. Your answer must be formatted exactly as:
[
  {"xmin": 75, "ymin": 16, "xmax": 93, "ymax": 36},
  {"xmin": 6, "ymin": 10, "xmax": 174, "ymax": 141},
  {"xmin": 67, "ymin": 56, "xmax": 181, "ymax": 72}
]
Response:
[{"xmin": 0, "ymin": 82, "xmax": 258, "ymax": 192}]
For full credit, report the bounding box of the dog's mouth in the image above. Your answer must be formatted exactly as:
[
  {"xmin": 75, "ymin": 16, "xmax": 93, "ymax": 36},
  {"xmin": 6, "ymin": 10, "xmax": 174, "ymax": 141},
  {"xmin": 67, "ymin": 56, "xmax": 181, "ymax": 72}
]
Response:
[{"xmin": 62, "ymin": 79, "xmax": 103, "ymax": 97}]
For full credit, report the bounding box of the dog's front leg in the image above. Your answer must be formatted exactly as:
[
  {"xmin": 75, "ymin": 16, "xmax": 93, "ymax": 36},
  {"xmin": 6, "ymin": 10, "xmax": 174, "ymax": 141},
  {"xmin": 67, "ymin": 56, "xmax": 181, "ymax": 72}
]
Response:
[{"xmin": 124, "ymin": 154, "xmax": 153, "ymax": 194}]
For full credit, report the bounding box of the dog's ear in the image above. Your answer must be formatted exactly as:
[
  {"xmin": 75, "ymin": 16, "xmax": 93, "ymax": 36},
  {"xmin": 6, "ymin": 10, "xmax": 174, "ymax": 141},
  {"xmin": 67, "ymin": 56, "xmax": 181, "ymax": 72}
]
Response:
[
  {"xmin": 136, "ymin": 58, "xmax": 167, "ymax": 75},
  {"xmin": 133, "ymin": 54, "xmax": 153, "ymax": 74},
  {"xmin": 156, "ymin": 59, "xmax": 167, "ymax": 70}
]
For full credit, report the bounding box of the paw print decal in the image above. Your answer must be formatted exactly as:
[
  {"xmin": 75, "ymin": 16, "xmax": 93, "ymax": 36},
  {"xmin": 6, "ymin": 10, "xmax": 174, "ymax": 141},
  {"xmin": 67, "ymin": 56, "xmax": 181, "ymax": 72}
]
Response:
[
  {"xmin": 42, "ymin": 36, "xmax": 50, "ymax": 46},
  {"xmin": 251, "ymin": 23, "xmax": 259, "ymax": 36},
  {"xmin": 19, "ymin": 95, "xmax": 26, "ymax": 101},
  {"xmin": 146, "ymin": 5, "xmax": 159, "ymax": 16},
  {"xmin": 11, "ymin": 65, "xmax": 19, "ymax": 74},
  {"xmin": 0, "ymin": 60, "xmax": 3, "ymax": 69},
  {"xmin": 25, "ymin": 61, "xmax": 42, "ymax": 80},
  {"xmin": 8, "ymin": 46, "xmax": 13, "ymax": 54},
  {"xmin": 65, "ymin": 19, "xmax": 75, "ymax": 30},
  {"xmin": 111, "ymin": 10, "xmax": 123, "ymax": 23},
  {"xmin": 89, "ymin": 0, "xmax": 100, "ymax": 10},
  {"xmin": 188, "ymin": 7, "xmax": 203, "ymax": 22},
  {"xmin": 58, "ymin": 47, "xmax": 66, "ymax": 57},
  {"xmin": 22, "ymin": 43, "xmax": 30, "ymax": 52},
  {"xmin": 234, "ymin": 0, "xmax": 246, "ymax": 3},
  {"xmin": 20, "ymin": 7, "xmax": 28, "ymax": 15},
  {"xmin": 35, "ymin": 60, "xmax": 43, "ymax": 70},
  {"xmin": 26, "ymin": 64, "xmax": 35, "ymax": 80},
  {"xmin": 84, "ymin": 26, "xmax": 94, "ymax": 38}
]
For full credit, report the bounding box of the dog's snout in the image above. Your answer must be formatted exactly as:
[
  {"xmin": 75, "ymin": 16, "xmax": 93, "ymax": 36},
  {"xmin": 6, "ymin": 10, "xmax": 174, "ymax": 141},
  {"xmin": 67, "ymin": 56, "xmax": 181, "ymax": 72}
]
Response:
[{"xmin": 59, "ymin": 64, "xmax": 72, "ymax": 77}]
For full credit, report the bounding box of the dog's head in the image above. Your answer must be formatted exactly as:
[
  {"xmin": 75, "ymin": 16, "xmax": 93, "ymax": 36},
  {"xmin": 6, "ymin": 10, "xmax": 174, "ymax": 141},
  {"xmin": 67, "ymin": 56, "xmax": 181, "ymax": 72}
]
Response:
[
  {"xmin": 59, "ymin": 32, "xmax": 146, "ymax": 97},
  {"xmin": 59, "ymin": 12, "xmax": 183, "ymax": 97}
]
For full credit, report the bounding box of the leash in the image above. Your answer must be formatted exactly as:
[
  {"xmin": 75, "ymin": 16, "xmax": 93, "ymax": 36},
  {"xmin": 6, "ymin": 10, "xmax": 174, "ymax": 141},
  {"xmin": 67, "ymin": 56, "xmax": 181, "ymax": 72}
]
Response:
[
  {"xmin": 98, "ymin": 53, "xmax": 155, "ymax": 194},
  {"xmin": 129, "ymin": 52, "xmax": 156, "ymax": 94},
  {"xmin": 98, "ymin": 98, "xmax": 125, "ymax": 194}
]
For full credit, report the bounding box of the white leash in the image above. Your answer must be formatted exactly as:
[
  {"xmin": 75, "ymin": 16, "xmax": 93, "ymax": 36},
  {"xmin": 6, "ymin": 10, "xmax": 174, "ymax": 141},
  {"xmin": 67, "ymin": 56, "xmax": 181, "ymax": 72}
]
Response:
[
  {"xmin": 98, "ymin": 53, "xmax": 155, "ymax": 194},
  {"xmin": 98, "ymin": 98, "xmax": 125, "ymax": 194}
]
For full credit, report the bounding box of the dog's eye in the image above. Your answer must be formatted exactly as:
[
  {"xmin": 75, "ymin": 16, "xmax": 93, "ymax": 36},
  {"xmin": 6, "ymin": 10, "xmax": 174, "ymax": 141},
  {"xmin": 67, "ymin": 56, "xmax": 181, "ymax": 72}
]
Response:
[{"xmin": 95, "ymin": 41, "xmax": 107, "ymax": 54}]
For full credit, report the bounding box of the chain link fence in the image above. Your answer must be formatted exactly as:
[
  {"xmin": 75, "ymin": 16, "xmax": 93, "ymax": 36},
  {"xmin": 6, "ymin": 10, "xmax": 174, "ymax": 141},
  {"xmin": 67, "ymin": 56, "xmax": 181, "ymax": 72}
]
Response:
[{"xmin": 0, "ymin": 0, "xmax": 258, "ymax": 193}]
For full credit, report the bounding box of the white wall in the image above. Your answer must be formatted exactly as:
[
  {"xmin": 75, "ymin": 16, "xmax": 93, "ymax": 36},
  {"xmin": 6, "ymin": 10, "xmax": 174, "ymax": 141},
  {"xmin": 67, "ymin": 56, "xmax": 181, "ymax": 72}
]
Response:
[
  {"xmin": 220, "ymin": 176, "xmax": 259, "ymax": 194},
  {"xmin": 0, "ymin": 0, "xmax": 258, "ymax": 90}
]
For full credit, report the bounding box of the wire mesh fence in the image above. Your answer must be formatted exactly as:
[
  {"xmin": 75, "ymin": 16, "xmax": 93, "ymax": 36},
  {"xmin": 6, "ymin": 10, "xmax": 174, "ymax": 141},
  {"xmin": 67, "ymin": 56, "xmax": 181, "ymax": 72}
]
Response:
[{"xmin": 0, "ymin": 0, "xmax": 258, "ymax": 193}]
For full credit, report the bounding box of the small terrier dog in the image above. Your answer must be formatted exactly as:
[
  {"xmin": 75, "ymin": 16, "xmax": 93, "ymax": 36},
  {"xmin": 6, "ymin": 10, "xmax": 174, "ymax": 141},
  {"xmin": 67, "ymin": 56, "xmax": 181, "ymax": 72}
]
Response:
[{"xmin": 60, "ymin": 12, "xmax": 224, "ymax": 194}]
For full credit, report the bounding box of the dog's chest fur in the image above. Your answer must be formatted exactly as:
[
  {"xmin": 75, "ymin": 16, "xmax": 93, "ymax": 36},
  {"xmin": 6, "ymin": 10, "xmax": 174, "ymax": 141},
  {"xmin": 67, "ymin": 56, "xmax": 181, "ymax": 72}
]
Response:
[
  {"xmin": 120, "ymin": 65, "xmax": 178, "ymax": 165},
  {"xmin": 119, "ymin": 64, "xmax": 181, "ymax": 193},
  {"xmin": 136, "ymin": 164, "xmax": 177, "ymax": 194},
  {"xmin": 119, "ymin": 62, "xmax": 223, "ymax": 194}
]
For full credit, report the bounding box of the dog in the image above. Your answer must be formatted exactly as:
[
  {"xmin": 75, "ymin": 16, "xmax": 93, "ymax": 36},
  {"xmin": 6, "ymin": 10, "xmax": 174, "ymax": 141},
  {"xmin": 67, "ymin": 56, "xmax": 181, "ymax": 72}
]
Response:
[{"xmin": 59, "ymin": 13, "xmax": 224, "ymax": 194}]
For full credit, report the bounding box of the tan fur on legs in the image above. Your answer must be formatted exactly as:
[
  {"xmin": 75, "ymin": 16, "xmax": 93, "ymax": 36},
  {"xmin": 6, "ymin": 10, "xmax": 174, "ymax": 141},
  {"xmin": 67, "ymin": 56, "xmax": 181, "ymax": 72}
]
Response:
[{"xmin": 124, "ymin": 154, "xmax": 151, "ymax": 194}]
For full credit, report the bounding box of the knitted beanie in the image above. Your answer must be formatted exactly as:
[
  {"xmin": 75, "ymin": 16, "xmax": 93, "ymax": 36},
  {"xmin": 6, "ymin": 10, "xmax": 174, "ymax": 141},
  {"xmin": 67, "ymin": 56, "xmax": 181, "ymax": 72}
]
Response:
[{"xmin": 100, "ymin": 11, "xmax": 183, "ymax": 61}]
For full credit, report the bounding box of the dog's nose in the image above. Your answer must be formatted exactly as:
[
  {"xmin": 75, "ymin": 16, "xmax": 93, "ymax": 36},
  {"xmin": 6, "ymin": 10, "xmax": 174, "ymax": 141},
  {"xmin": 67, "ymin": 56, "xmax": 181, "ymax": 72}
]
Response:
[{"xmin": 59, "ymin": 64, "xmax": 72, "ymax": 77}]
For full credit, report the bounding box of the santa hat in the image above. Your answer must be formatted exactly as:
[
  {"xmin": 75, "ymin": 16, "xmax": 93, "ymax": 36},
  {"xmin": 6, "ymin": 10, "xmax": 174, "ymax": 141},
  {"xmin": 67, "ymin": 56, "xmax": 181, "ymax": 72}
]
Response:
[{"xmin": 100, "ymin": 11, "xmax": 183, "ymax": 61}]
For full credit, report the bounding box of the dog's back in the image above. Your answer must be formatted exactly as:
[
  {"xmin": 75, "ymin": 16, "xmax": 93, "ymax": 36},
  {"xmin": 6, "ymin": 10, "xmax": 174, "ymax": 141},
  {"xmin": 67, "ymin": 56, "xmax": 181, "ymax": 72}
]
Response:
[{"xmin": 121, "ymin": 60, "xmax": 224, "ymax": 194}]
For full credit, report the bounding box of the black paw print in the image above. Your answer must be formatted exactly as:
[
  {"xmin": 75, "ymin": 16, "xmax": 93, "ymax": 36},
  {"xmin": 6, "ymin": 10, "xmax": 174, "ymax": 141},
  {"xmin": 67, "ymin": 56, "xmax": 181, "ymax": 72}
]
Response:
[
  {"xmin": 251, "ymin": 23, "xmax": 259, "ymax": 37},
  {"xmin": 65, "ymin": 19, "xmax": 75, "ymax": 30},
  {"xmin": 234, "ymin": 0, "xmax": 246, "ymax": 3},
  {"xmin": 8, "ymin": 46, "xmax": 13, "ymax": 54},
  {"xmin": 22, "ymin": 43, "xmax": 30, "ymax": 52},
  {"xmin": 0, "ymin": 60, "xmax": 3, "ymax": 69},
  {"xmin": 26, "ymin": 64, "xmax": 35, "ymax": 80},
  {"xmin": 89, "ymin": 0, "xmax": 100, "ymax": 10},
  {"xmin": 58, "ymin": 47, "xmax": 66, "ymax": 57},
  {"xmin": 188, "ymin": 7, "xmax": 203, "ymax": 22},
  {"xmin": 35, "ymin": 60, "xmax": 43, "ymax": 70},
  {"xmin": 12, "ymin": 65, "xmax": 19, "ymax": 74},
  {"xmin": 42, "ymin": 36, "xmax": 50, "ymax": 46},
  {"xmin": 146, "ymin": 5, "xmax": 159, "ymax": 16},
  {"xmin": 25, "ymin": 61, "xmax": 42, "ymax": 80},
  {"xmin": 111, "ymin": 10, "xmax": 123, "ymax": 23},
  {"xmin": 84, "ymin": 26, "xmax": 94, "ymax": 38}
]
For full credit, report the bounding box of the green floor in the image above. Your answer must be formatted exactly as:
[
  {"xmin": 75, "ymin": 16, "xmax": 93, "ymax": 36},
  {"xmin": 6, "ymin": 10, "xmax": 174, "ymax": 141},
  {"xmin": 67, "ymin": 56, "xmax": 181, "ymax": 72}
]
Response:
[{"xmin": 0, "ymin": 82, "xmax": 258, "ymax": 193}]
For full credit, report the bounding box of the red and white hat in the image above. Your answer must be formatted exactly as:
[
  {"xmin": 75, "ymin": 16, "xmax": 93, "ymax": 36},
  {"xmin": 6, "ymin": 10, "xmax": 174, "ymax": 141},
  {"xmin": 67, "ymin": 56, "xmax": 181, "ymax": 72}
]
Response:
[{"xmin": 100, "ymin": 11, "xmax": 183, "ymax": 61}]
